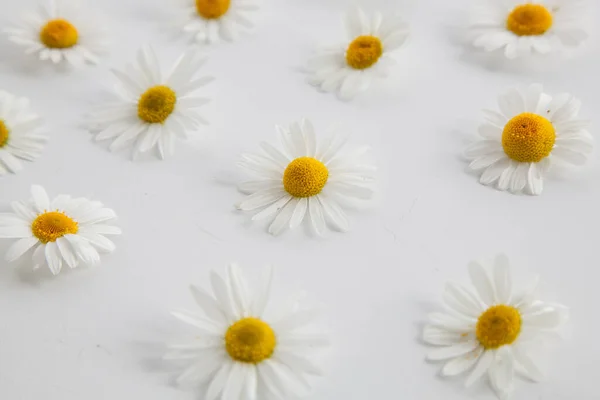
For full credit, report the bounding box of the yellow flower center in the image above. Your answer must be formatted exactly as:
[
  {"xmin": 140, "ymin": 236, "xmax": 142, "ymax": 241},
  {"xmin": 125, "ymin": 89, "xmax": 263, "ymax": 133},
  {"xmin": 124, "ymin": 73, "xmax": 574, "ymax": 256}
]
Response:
[
  {"xmin": 31, "ymin": 211, "xmax": 79, "ymax": 243},
  {"xmin": 283, "ymin": 157, "xmax": 329, "ymax": 198},
  {"xmin": 196, "ymin": 0, "xmax": 231, "ymax": 19},
  {"xmin": 476, "ymin": 305, "xmax": 521, "ymax": 349},
  {"xmin": 0, "ymin": 120, "xmax": 9, "ymax": 148},
  {"xmin": 506, "ymin": 4, "xmax": 553, "ymax": 36},
  {"xmin": 502, "ymin": 112, "xmax": 556, "ymax": 163},
  {"xmin": 39, "ymin": 19, "xmax": 79, "ymax": 49},
  {"xmin": 137, "ymin": 85, "xmax": 177, "ymax": 124},
  {"xmin": 346, "ymin": 35, "xmax": 383, "ymax": 70},
  {"xmin": 225, "ymin": 318, "xmax": 276, "ymax": 363}
]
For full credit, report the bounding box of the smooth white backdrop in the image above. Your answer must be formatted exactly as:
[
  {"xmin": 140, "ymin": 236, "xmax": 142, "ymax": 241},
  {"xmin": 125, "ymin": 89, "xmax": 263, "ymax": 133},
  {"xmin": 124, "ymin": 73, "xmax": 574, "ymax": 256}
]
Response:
[{"xmin": 0, "ymin": 0, "xmax": 599, "ymax": 399}]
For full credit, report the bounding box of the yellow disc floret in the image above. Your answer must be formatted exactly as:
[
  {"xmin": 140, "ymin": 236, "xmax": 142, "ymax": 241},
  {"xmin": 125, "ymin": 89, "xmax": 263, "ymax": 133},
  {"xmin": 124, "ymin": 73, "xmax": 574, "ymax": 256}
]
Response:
[
  {"xmin": 502, "ymin": 112, "xmax": 556, "ymax": 163},
  {"xmin": 40, "ymin": 19, "xmax": 79, "ymax": 49},
  {"xmin": 0, "ymin": 120, "xmax": 9, "ymax": 148},
  {"xmin": 137, "ymin": 85, "xmax": 177, "ymax": 124},
  {"xmin": 283, "ymin": 157, "xmax": 329, "ymax": 198},
  {"xmin": 506, "ymin": 4, "xmax": 553, "ymax": 36},
  {"xmin": 346, "ymin": 35, "xmax": 383, "ymax": 70},
  {"xmin": 31, "ymin": 211, "xmax": 79, "ymax": 243},
  {"xmin": 225, "ymin": 317, "xmax": 276, "ymax": 363},
  {"xmin": 196, "ymin": 0, "xmax": 231, "ymax": 19},
  {"xmin": 476, "ymin": 305, "xmax": 521, "ymax": 349}
]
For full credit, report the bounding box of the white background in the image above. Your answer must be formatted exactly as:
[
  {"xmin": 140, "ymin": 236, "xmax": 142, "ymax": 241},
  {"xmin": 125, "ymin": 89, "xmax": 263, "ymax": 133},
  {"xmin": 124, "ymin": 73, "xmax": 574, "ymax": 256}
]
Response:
[{"xmin": 1, "ymin": 0, "xmax": 599, "ymax": 399}]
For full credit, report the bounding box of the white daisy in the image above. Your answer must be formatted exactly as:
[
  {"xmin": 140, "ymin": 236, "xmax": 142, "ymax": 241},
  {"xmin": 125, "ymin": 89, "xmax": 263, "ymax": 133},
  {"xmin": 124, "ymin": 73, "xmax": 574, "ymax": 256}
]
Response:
[
  {"xmin": 173, "ymin": 0, "xmax": 258, "ymax": 44},
  {"xmin": 0, "ymin": 185, "xmax": 121, "ymax": 275},
  {"xmin": 236, "ymin": 118, "xmax": 375, "ymax": 236},
  {"xmin": 306, "ymin": 7, "xmax": 409, "ymax": 100},
  {"xmin": 0, "ymin": 91, "xmax": 46, "ymax": 176},
  {"xmin": 4, "ymin": 0, "xmax": 108, "ymax": 67},
  {"xmin": 166, "ymin": 264, "xmax": 329, "ymax": 400},
  {"xmin": 469, "ymin": 0, "xmax": 588, "ymax": 59},
  {"xmin": 423, "ymin": 254, "xmax": 568, "ymax": 400},
  {"xmin": 89, "ymin": 46, "xmax": 213, "ymax": 160},
  {"xmin": 465, "ymin": 83, "xmax": 593, "ymax": 195}
]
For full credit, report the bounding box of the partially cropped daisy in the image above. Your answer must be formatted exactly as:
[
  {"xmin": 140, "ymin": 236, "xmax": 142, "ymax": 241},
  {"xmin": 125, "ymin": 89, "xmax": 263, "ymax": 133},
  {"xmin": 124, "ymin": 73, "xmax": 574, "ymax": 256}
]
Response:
[
  {"xmin": 0, "ymin": 185, "xmax": 121, "ymax": 275},
  {"xmin": 307, "ymin": 7, "xmax": 409, "ymax": 100},
  {"xmin": 4, "ymin": 0, "xmax": 108, "ymax": 66},
  {"xmin": 173, "ymin": 0, "xmax": 258, "ymax": 44},
  {"xmin": 0, "ymin": 91, "xmax": 46, "ymax": 176},
  {"xmin": 236, "ymin": 118, "xmax": 375, "ymax": 236},
  {"xmin": 424, "ymin": 254, "xmax": 568, "ymax": 399},
  {"xmin": 167, "ymin": 264, "xmax": 329, "ymax": 399},
  {"xmin": 89, "ymin": 46, "xmax": 212, "ymax": 160},
  {"xmin": 469, "ymin": 0, "xmax": 588, "ymax": 59},
  {"xmin": 465, "ymin": 83, "xmax": 593, "ymax": 195}
]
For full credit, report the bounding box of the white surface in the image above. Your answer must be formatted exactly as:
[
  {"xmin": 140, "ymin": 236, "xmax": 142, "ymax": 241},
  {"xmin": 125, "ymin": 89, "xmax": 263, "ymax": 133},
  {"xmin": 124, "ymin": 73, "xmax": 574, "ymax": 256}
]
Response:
[{"xmin": 0, "ymin": 0, "xmax": 599, "ymax": 399}]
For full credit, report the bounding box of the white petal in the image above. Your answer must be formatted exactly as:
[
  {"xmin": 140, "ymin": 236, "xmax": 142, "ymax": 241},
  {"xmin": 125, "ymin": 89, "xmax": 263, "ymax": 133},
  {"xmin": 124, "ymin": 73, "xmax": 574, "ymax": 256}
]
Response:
[
  {"xmin": 56, "ymin": 237, "xmax": 78, "ymax": 268},
  {"xmin": 11, "ymin": 201, "xmax": 36, "ymax": 220},
  {"xmin": 512, "ymin": 345, "xmax": 543, "ymax": 382},
  {"xmin": 465, "ymin": 349, "xmax": 494, "ymax": 387},
  {"xmin": 251, "ymin": 265, "xmax": 273, "ymax": 317},
  {"xmin": 278, "ymin": 333, "xmax": 330, "ymax": 347},
  {"xmin": 210, "ymin": 270, "xmax": 236, "ymax": 321},
  {"xmin": 45, "ymin": 241, "xmax": 62, "ymax": 275},
  {"xmin": 308, "ymin": 197, "xmax": 326, "ymax": 236},
  {"xmin": 522, "ymin": 307, "xmax": 566, "ymax": 329},
  {"xmin": 5, "ymin": 237, "xmax": 38, "ymax": 262},
  {"xmin": 228, "ymin": 263, "xmax": 250, "ymax": 317},
  {"xmin": 478, "ymin": 124, "xmax": 502, "ymax": 140},
  {"xmin": 276, "ymin": 351, "xmax": 323, "ymax": 375},
  {"xmin": 273, "ymin": 308, "xmax": 319, "ymax": 332},
  {"xmin": 489, "ymin": 347, "xmax": 515, "ymax": 400},
  {"xmin": 252, "ymin": 196, "xmax": 292, "ymax": 221},
  {"xmin": 237, "ymin": 190, "xmax": 287, "ymax": 211},
  {"xmin": 442, "ymin": 347, "xmax": 482, "ymax": 376},
  {"xmin": 268, "ymin": 198, "xmax": 296, "ymax": 236},
  {"xmin": 427, "ymin": 312, "xmax": 473, "ymax": 332},
  {"xmin": 222, "ymin": 362, "xmax": 245, "ymax": 400},
  {"xmin": 443, "ymin": 282, "xmax": 483, "ymax": 318},
  {"xmin": 175, "ymin": 351, "xmax": 223, "ymax": 384},
  {"xmin": 31, "ymin": 185, "xmax": 50, "ymax": 212},
  {"xmin": 171, "ymin": 310, "xmax": 220, "ymax": 335},
  {"xmin": 427, "ymin": 341, "xmax": 480, "ymax": 361},
  {"xmin": 190, "ymin": 285, "xmax": 228, "ymax": 325},
  {"xmin": 319, "ymin": 195, "xmax": 349, "ymax": 232},
  {"xmin": 423, "ymin": 325, "xmax": 464, "ymax": 346},
  {"xmin": 552, "ymin": 147, "xmax": 588, "ymax": 166},
  {"xmin": 289, "ymin": 197, "xmax": 308, "ymax": 229},
  {"xmin": 492, "ymin": 254, "xmax": 512, "ymax": 303},
  {"xmin": 205, "ymin": 362, "xmax": 232, "ymax": 400},
  {"xmin": 527, "ymin": 162, "xmax": 544, "ymax": 196},
  {"xmin": 468, "ymin": 261, "xmax": 495, "ymax": 306},
  {"xmin": 78, "ymin": 208, "xmax": 116, "ymax": 224},
  {"xmin": 524, "ymin": 84, "xmax": 543, "ymax": 113},
  {"xmin": 498, "ymin": 88, "xmax": 525, "ymax": 117},
  {"xmin": 465, "ymin": 140, "xmax": 499, "ymax": 159},
  {"xmin": 78, "ymin": 232, "xmax": 115, "ymax": 253}
]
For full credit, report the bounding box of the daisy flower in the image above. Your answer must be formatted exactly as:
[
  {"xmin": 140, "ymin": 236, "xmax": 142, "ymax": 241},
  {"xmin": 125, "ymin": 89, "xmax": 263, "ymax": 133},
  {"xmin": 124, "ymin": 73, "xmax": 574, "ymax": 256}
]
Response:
[
  {"xmin": 423, "ymin": 255, "xmax": 568, "ymax": 399},
  {"xmin": 307, "ymin": 7, "xmax": 409, "ymax": 100},
  {"xmin": 0, "ymin": 185, "xmax": 121, "ymax": 275},
  {"xmin": 0, "ymin": 91, "xmax": 46, "ymax": 176},
  {"xmin": 173, "ymin": 0, "xmax": 258, "ymax": 44},
  {"xmin": 166, "ymin": 264, "xmax": 329, "ymax": 400},
  {"xmin": 465, "ymin": 83, "xmax": 593, "ymax": 195},
  {"xmin": 469, "ymin": 0, "xmax": 588, "ymax": 59},
  {"xmin": 236, "ymin": 118, "xmax": 375, "ymax": 236},
  {"xmin": 4, "ymin": 0, "xmax": 108, "ymax": 67},
  {"xmin": 89, "ymin": 46, "xmax": 213, "ymax": 160}
]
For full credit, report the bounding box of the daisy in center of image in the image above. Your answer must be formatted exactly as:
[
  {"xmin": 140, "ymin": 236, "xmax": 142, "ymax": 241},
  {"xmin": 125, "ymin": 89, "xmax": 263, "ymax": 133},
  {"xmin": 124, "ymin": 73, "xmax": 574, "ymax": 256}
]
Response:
[
  {"xmin": 173, "ymin": 0, "xmax": 258, "ymax": 44},
  {"xmin": 307, "ymin": 7, "xmax": 409, "ymax": 100},
  {"xmin": 423, "ymin": 255, "xmax": 568, "ymax": 399},
  {"xmin": 236, "ymin": 118, "xmax": 376, "ymax": 236},
  {"xmin": 469, "ymin": 0, "xmax": 588, "ymax": 58},
  {"xmin": 166, "ymin": 265, "xmax": 329, "ymax": 400},
  {"xmin": 89, "ymin": 46, "xmax": 213, "ymax": 160},
  {"xmin": 465, "ymin": 84, "xmax": 593, "ymax": 195}
]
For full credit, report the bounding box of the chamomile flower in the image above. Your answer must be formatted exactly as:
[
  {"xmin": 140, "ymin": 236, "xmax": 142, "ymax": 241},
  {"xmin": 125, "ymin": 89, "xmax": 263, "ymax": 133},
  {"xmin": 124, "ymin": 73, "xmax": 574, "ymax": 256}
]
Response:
[
  {"xmin": 4, "ymin": 0, "xmax": 108, "ymax": 66},
  {"xmin": 0, "ymin": 91, "xmax": 46, "ymax": 176},
  {"xmin": 424, "ymin": 255, "xmax": 568, "ymax": 400},
  {"xmin": 173, "ymin": 0, "xmax": 258, "ymax": 44},
  {"xmin": 89, "ymin": 46, "xmax": 213, "ymax": 160},
  {"xmin": 307, "ymin": 7, "xmax": 409, "ymax": 100},
  {"xmin": 236, "ymin": 118, "xmax": 375, "ymax": 236},
  {"xmin": 465, "ymin": 84, "xmax": 593, "ymax": 195},
  {"xmin": 0, "ymin": 185, "xmax": 121, "ymax": 275},
  {"xmin": 166, "ymin": 264, "xmax": 329, "ymax": 400},
  {"xmin": 469, "ymin": 0, "xmax": 588, "ymax": 59}
]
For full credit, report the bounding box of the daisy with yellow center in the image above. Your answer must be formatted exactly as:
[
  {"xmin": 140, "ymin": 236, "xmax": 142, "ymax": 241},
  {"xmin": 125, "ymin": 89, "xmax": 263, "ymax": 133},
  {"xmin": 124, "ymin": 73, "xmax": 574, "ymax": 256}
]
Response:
[
  {"xmin": 0, "ymin": 185, "xmax": 121, "ymax": 275},
  {"xmin": 307, "ymin": 7, "xmax": 409, "ymax": 100},
  {"xmin": 174, "ymin": 0, "xmax": 258, "ymax": 44},
  {"xmin": 4, "ymin": 0, "xmax": 108, "ymax": 66},
  {"xmin": 236, "ymin": 118, "xmax": 376, "ymax": 236},
  {"xmin": 89, "ymin": 46, "xmax": 213, "ymax": 160},
  {"xmin": 465, "ymin": 84, "xmax": 593, "ymax": 195},
  {"xmin": 469, "ymin": 0, "xmax": 588, "ymax": 59},
  {"xmin": 166, "ymin": 265, "xmax": 329, "ymax": 399},
  {"xmin": 424, "ymin": 255, "xmax": 568, "ymax": 399},
  {"xmin": 0, "ymin": 91, "xmax": 47, "ymax": 176}
]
